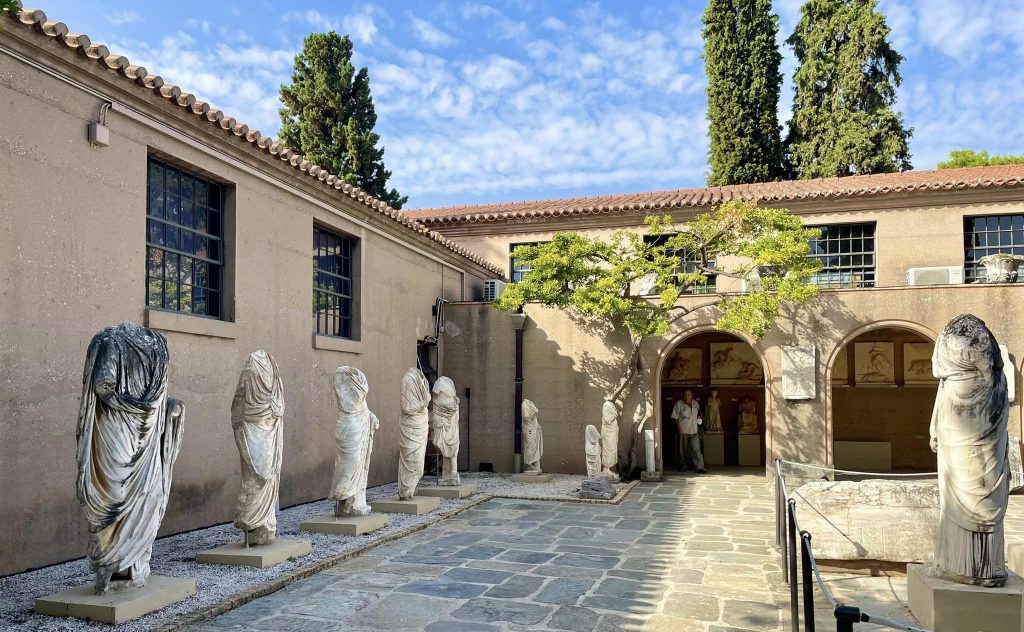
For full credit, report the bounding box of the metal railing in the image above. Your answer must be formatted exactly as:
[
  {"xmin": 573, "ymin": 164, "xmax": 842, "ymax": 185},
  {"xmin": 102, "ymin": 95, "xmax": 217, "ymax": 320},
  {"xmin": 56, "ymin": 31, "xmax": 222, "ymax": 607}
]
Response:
[{"xmin": 774, "ymin": 458, "xmax": 934, "ymax": 631}]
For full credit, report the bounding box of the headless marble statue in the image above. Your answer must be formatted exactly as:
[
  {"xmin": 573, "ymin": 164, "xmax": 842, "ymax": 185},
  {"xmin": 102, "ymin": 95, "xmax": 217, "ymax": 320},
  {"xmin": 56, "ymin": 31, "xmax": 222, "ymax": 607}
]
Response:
[
  {"xmin": 430, "ymin": 376, "xmax": 461, "ymax": 486},
  {"xmin": 585, "ymin": 424, "xmax": 602, "ymax": 478},
  {"xmin": 231, "ymin": 351, "xmax": 284, "ymax": 545},
  {"xmin": 705, "ymin": 391, "xmax": 723, "ymax": 432},
  {"xmin": 600, "ymin": 400, "xmax": 618, "ymax": 478},
  {"xmin": 929, "ymin": 314, "xmax": 1010, "ymax": 587},
  {"xmin": 737, "ymin": 397, "xmax": 758, "ymax": 434},
  {"xmin": 329, "ymin": 367, "xmax": 380, "ymax": 517},
  {"xmin": 76, "ymin": 323, "xmax": 185, "ymax": 594},
  {"xmin": 522, "ymin": 399, "xmax": 544, "ymax": 474},
  {"xmin": 398, "ymin": 368, "xmax": 431, "ymax": 499}
]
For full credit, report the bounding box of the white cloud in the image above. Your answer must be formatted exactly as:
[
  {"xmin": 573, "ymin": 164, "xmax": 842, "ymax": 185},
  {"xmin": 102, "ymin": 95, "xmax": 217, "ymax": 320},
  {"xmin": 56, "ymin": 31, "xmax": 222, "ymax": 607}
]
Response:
[
  {"xmin": 185, "ymin": 19, "xmax": 212, "ymax": 35},
  {"xmin": 283, "ymin": 10, "xmax": 341, "ymax": 33},
  {"xmin": 461, "ymin": 56, "xmax": 529, "ymax": 92},
  {"xmin": 344, "ymin": 9, "xmax": 379, "ymax": 45},
  {"xmin": 462, "ymin": 3, "xmax": 500, "ymax": 19},
  {"xmin": 410, "ymin": 16, "xmax": 456, "ymax": 47},
  {"xmin": 541, "ymin": 17, "xmax": 565, "ymax": 31},
  {"xmin": 107, "ymin": 11, "xmax": 141, "ymax": 26}
]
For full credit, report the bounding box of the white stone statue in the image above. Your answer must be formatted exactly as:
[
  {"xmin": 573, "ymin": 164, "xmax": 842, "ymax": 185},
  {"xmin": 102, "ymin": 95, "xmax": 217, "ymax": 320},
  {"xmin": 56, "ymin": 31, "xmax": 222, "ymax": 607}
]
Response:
[
  {"xmin": 585, "ymin": 424, "xmax": 602, "ymax": 478},
  {"xmin": 329, "ymin": 367, "xmax": 380, "ymax": 516},
  {"xmin": 705, "ymin": 391, "xmax": 723, "ymax": 432},
  {"xmin": 76, "ymin": 323, "xmax": 185, "ymax": 594},
  {"xmin": 398, "ymin": 367, "xmax": 431, "ymax": 499},
  {"xmin": 522, "ymin": 399, "xmax": 544, "ymax": 474},
  {"xmin": 737, "ymin": 397, "xmax": 758, "ymax": 434},
  {"xmin": 430, "ymin": 376, "xmax": 461, "ymax": 486},
  {"xmin": 929, "ymin": 314, "xmax": 1010, "ymax": 587},
  {"xmin": 231, "ymin": 350, "xmax": 284, "ymax": 545},
  {"xmin": 600, "ymin": 400, "xmax": 618, "ymax": 477}
]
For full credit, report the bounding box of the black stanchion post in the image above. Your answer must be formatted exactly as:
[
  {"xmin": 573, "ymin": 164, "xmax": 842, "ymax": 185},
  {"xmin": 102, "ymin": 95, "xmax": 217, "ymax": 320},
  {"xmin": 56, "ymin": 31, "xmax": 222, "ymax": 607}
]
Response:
[
  {"xmin": 788, "ymin": 500, "xmax": 799, "ymax": 628},
  {"xmin": 801, "ymin": 531, "xmax": 815, "ymax": 632},
  {"xmin": 834, "ymin": 604, "xmax": 860, "ymax": 632}
]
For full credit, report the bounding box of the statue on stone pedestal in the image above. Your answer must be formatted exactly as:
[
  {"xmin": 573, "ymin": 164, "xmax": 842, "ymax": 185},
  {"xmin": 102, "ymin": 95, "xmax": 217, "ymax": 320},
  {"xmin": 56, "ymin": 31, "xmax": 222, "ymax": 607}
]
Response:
[
  {"xmin": 705, "ymin": 391, "xmax": 723, "ymax": 432},
  {"xmin": 737, "ymin": 397, "xmax": 758, "ymax": 434},
  {"xmin": 76, "ymin": 323, "xmax": 185, "ymax": 594},
  {"xmin": 329, "ymin": 367, "xmax": 380, "ymax": 517},
  {"xmin": 231, "ymin": 351, "xmax": 284, "ymax": 545},
  {"xmin": 430, "ymin": 376, "xmax": 461, "ymax": 486},
  {"xmin": 600, "ymin": 400, "xmax": 619, "ymax": 478},
  {"xmin": 521, "ymin": 399, "xmax": 544, "ymax": 474},
  {"xmin": 929, "ymin": 314, "xmax": 1010, "ymax": 587},
  {"xmin": 398, "ymin": 367, "xmax": 431, "ymax": 499},
  {"xmin": 585, "ymin": 425, "xmax": 602, "ymax": 478}
]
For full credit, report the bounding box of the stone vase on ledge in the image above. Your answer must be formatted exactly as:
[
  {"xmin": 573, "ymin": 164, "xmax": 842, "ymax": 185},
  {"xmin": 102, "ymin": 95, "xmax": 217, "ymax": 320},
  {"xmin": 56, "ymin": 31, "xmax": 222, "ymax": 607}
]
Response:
[{"xmin": 978, "ymin": 253, "xmax": 1024, "ymax": 283}]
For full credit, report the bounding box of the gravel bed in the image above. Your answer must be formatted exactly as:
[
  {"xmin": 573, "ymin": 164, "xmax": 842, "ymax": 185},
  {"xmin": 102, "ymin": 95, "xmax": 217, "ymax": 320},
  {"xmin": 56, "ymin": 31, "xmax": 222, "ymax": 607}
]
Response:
[{"xmin": 0, "ymin": 472, "xmax": 625, "ymax": 631}]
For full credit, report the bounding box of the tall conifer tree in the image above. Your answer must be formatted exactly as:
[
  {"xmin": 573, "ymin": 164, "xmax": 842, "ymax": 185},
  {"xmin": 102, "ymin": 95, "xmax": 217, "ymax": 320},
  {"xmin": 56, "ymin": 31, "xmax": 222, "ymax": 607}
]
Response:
[
  {"xmin": 703, "ymin": 0, "xmax": 785, "ymax": 186},
  {"xmin": 279, "ymin": 32, "xmax": 406, "ymax": 208},
  {"xmin": 786, "ymin": 0, "xmax": 912, "ymax": 179}
]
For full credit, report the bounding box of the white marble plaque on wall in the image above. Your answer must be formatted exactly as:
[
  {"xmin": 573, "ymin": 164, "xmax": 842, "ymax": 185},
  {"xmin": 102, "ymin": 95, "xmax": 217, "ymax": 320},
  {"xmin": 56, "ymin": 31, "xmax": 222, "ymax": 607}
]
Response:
[{"xmin": 782, "ymin": 345, "xmax": 816, "ymax": 400}]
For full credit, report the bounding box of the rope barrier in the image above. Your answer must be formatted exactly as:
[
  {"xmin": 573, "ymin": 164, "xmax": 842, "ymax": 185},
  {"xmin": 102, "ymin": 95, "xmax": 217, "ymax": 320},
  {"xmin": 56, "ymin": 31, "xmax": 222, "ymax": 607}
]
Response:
[{"xmin": 775, "ymin": 458, "xmax": 937, "ymax": 478}]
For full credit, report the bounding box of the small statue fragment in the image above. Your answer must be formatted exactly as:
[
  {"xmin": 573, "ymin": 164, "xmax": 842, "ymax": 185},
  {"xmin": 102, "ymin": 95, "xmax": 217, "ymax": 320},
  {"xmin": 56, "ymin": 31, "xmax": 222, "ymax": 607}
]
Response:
[
  {"xmin": 585, "ymin": 424, "xmax": 602, "ymax": 478},
  {"xmin": 521, "ymin": 399, "xmax": 544, "ymax": 474},
  {"xmin": 600, "ymin": 400, "xmax": 619, "ymax": 478}
]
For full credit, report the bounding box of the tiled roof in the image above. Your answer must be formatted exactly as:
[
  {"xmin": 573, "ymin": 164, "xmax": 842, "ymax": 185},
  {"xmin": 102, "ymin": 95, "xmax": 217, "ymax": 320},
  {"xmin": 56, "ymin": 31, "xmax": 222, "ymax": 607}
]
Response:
[
  {"xmin": 5, "ymin": 6, "xmax": 503, "ymax": 276},
  {"xmin": 409, "ymin": 164, "xmax": 1024, "ymax": 225}
]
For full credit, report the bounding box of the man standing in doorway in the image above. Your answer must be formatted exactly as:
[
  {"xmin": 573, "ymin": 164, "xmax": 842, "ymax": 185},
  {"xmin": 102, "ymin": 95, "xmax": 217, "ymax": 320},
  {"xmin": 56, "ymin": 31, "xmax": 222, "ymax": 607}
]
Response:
[{"xmin": 671, "ymin": 389, "xmax": 705, "ymax": 473}]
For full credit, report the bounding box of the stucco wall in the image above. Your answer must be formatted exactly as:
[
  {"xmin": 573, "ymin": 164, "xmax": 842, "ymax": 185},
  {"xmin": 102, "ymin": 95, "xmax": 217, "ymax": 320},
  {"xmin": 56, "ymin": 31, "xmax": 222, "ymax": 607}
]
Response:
[
  {"xmin": 0, "ymin": 46, "xmax": 491, "ymax": 575},
  {"xmin": 443, "ymin": 285, "xmax": 1024, "ymax": 477}
]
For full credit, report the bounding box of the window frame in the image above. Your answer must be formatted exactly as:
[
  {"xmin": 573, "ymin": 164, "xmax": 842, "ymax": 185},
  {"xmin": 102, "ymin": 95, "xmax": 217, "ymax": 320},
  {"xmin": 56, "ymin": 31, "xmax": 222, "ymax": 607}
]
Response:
[
  {"xmin": 806, "ymin": 222, "xmax": 877, "ymax": 289},
  {"xmin": 963, "ymin": 213, "xmax": 1024, "ymax": 283},
  {"xmin": 509, "ymin": 241, "xmax": 546, "ymax": 283},
  {"xmin": 642, "ymin": 234, "xmax": 717, "ymax": 294},
  {"xmin": 313, "ymin": 224, "xmax": 359, "ymax": 340}
]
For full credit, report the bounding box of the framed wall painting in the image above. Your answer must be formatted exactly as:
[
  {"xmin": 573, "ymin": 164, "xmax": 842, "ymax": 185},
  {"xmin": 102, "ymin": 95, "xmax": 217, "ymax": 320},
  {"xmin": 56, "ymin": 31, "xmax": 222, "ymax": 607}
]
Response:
[
  {"xmin": 854, "ymin": 342, "xmax": 895, "ymax": 385},
  {"xmin": 903, "ymin": 342, "xmax": 938, "ymax": 386},
  {"xmin": 710, "ymin": 342, "xmax": 763, "ymax": 385},
  {"xmin": 662, "ymin": 347, "xmax": 702, "ymax": 385}
]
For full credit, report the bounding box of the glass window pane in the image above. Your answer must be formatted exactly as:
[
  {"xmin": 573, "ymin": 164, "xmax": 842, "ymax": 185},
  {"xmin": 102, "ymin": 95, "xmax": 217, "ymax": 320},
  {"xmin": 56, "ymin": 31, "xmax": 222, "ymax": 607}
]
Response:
[
  {"xmin": 207, "ymin": 210, "xmax": 221, "ymax": 237},
  {"xmin": 163, "ymin": 279, "xmax": 179, "ymax": 310},
  {"xmin": 166, "ymin": 226, "xmax": 180, "ymax": 250},
  {"xmin": 182, "ymin": 230, "xmax": 194, "ymax": 255},
  {"xmin": 207, "ymin": 290, "xmax": 220, "ymax": 318},
  {"xmin": 179, "ymin": 256, "xmax": 193, "ymax": 284},
  {"xmin": 147, "ymin": 278, "xmax": 162, "ymax": 307},
  {"xmin": 195, "ymin": 179, "xmax": 208, "ymax": 207},
  {"xmin": 181, "ymin": 175, "xmax": 194, "ymax": 201},
  {"xmin": 181, "ymin": 197, "xmax": 194, "ymax": 228},
  {"xmin": 148, "ymin": 186, "xmax": 164, "ymax": 219},
  {"xmin": 147, "ymin": 247, "xmax": 163, "ymax": 278},
  {"xmin": 208, "ymin": 238, "xmax": 221, "ymax": 262},
  {"xmin": 164, "ymin": 252, "xmax": 179, "ymax": 280},
  {"xmin": 194, "ymin": 260, "xmax": 208, "ymax": 288},
  {"xmin": 179, "ymin": 285, "xmax": 193, "ymax": 313}
]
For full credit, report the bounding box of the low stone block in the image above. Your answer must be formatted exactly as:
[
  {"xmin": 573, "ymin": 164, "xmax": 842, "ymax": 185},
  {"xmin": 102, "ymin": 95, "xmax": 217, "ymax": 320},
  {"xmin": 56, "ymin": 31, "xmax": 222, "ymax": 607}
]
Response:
[
  {"xmin": 197, "ymin": 537, "xmax": 311, "ymax": 568},
  {"xmin": 301, "ymin": 513, "xmax": 389, "ymax": 535},
  {"xmin": 738, "ymin": 434, "xmax": 760, "ymax": 466},
  {"xmin": 35, "ymin": 575, "xmax": 195, "ymax": 625},
  {"xmin": 908, "ymin": 563, "xmax": 1024, "ymax": 631},
  {"xmin": 511, "ymin": 473, "xmax": 553, "ymax": 483},
  {"xmin": 793, "ymin": 480, "xmax": 937, "ymax": 563},
  {"xmin": 703, "ymin": 432, "xmax": 725, "ymax": 465},
  {"xmin": 370, "ymin": 496, "xmax": 441, "ymax": 515},
  {"xmin": 580, "ymin": 478, "xmax": 615, "ymax": 500},
  {"xmin": 418, "ymin": 483, "xmax": 479, "ymax": 499},
  {"xmin": 640, "ymin": 471, "xmax": 662, "ymax": 482}
]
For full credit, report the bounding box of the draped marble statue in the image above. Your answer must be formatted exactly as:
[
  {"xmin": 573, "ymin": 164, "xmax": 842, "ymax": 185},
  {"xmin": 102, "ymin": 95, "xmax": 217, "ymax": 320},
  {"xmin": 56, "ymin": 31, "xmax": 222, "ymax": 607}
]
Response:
[
  {"xmin": 600, "ymin": 400, "xmax": 618, "ymax": 478},
  {"xmin": 231, "ymin": 351, "xmax": 284, "ymax": 545},
  {"xmin": 705, "ymin": 391, "xmax": 723, "ymax": 432},
  {"xmin": 329, "ymin": 367, "xmax": 380, "ymax": 517},
  {"xmin": 430, "ymin": 376, "xmax": 461, "ymax": 486},
  {"xmin": 398, "ymin": 368, "xmax": 431, "ymax": 499},
  {"xmin": 76, "ymin": 323, "xmax": 185, "ymax": 594},
  {"xmin": 585, "ymin": 424, "xmax": 602, "ymax": 478},
  {"xmin": 522, "ymin": 399, "xmax": 544, "ymax": 474},
  {"xmin": 929, "ymin": 314, "xmax": 1010, "ymax": 587},
  {"xmin": 737, "ymin": 397, "xmax": 758, "ymax": 434}
]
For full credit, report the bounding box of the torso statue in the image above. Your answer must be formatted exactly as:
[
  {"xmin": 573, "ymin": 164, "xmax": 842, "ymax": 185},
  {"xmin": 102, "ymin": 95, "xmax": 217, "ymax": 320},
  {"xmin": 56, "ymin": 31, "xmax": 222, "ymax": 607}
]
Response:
[
  {"xmin": 398, "ymin": 367, "xmax": 431, "ymax": 499},
  {"xmin": 330, "ymin": 366, "xmax": 379, "ymax": 517},
  {"xmin": 585, "ymin": 424, "xmax": 602, "ymax": 478}
]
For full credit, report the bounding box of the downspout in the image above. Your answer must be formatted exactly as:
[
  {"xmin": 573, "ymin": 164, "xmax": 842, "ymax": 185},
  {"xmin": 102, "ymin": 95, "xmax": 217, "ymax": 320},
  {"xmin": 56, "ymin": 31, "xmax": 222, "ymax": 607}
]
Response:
[{"xmin": 511, "ymin": 312, "xmax": 528, "ymax": 473}]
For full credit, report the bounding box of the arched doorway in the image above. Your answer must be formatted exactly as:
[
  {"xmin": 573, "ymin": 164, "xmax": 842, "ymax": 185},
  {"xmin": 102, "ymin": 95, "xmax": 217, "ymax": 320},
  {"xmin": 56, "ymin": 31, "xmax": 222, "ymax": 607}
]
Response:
[
  {"xmin": 658, "ymin": 331, "xmax": 768, "ymax": 469},
  {"xmin": 828, "ymin": 324, "xmax": 937, "ymax": 473}
]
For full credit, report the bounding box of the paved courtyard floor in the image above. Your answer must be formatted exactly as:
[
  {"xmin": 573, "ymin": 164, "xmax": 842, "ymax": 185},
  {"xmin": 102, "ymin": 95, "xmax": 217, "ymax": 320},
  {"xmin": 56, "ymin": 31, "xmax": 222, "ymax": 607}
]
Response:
[{"xmin": 190, "ymin": 470, "xmax": 789, "ymax": 631}]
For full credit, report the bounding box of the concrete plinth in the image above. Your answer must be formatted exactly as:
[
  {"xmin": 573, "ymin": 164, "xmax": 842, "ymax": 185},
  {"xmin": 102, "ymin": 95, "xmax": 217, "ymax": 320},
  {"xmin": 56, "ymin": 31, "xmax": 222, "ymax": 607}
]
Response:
[
  {"xmin": 301, "ymin": 513, "xmax": 389, "ymax": 535},
  {"xmin": 511, "ymin": 473, "xmax": 554, "ymax": 483},
  {"xmin": 370, "ymin": 496, "xmax": 441, "ymax": 515},
  {"xmin": 640, "ymin": 471, "xmax": 662, "ymax": 482},
  {"xmin": 703, "ymin": 432, "xmax": 725, "ymax": 465},
  {"xmin": 418, "ymin": 483, "xmax": 479, "ymax": 499},
  {"xmin": 908, "ymin": 563, "xmax": 1024, "ymax": 631},
  {"xmin": 738, "ymin": 434, "xmax": 761, "ymax": 466},
  {"xmin": 35, "ymin": 575, "xmax": 195, "ymax": 624},
  {"xmin": 197, "ymin": 537, "xmax": 311, "ymax": 568}
]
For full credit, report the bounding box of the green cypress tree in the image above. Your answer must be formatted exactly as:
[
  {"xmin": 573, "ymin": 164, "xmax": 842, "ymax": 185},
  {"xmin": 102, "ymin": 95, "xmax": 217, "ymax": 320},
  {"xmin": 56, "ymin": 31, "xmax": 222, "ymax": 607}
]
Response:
[
  {"xmin": 786, "ymin": 0, "xmax": 912, "ymax": 179},
  {"xmin": 703, "ymin": 0, "xmax": 786, "ymax": 186},
  {"xmin": 279, "ymin": 32, "xmax": 407, "ymax": 209}
]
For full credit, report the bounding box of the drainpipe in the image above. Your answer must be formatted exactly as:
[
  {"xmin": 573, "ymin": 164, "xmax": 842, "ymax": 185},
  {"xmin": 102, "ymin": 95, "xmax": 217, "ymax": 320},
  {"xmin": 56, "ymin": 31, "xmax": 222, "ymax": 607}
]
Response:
[{"xmin": 511, "ymin": 312, "xmax": 528, "ymax": 473}]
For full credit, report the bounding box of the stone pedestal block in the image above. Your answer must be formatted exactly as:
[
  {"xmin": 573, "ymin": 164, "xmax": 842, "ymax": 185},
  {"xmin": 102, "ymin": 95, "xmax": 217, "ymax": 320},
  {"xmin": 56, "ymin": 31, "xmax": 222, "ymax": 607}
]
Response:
[
  {"xmin": 197, "ymin": 537, "xmax": 311, "ymax": 568},
  {"xmin": 703, "ymin": 432, "xmax": 725, "ymax": 465},
  {"xmin": 580, "ymin": 478, "xmax": 615, "ymax": 500},
  {"xmin": 738, "ymin": 434, "xmax": 760, "ymax": 466},
  {"xmin": 908, "ymin": 563, "xmax": 1024, "ymax": 631},
  {"xmin": 369, "ymin": 496, "xmax": 441, "ymax": 515},
  {"xmin": 418, "ymin": 483, "xmax": 479, "ymax": 499},
  {"xmin": 640, "ymin": 471, "xmax": 662, "ymax": 482},
  {"xmin": 35, "ymin": 576, "xmax": 195, "ymax": 624},
  {"xmin": 511, "ymin": 473, "xmax": 554, "ymax": 483},
  {"xmin": 301, "ymin": 513, "xmax": 389, "ymax": 535},
  {"xmin": 1008, "ymin": 543, "xmax": 1024, "ymax": 576}
]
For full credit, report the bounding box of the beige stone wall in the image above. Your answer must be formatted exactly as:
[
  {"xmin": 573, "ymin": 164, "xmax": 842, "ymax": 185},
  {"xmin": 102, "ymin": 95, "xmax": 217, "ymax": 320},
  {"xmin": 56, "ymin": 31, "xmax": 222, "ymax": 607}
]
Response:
[
  {"xmin": 0, "ymin": 46, "xmax": 491, "ymax": 575},
  {"xmin": 443, "ymin": 285, "xmax": 1024, "ymax": 476}
]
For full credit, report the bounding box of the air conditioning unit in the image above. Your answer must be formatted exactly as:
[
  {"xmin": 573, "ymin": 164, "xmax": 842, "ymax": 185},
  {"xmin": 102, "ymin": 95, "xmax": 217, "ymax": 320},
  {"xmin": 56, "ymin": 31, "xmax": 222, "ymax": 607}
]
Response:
[
  {"xmin": 482, "ymin": 279, "xmax": 507, "ymax": 302},
  {"xmin": 906, "ymin": 266, "xmax": 964, "ymax": 286}
]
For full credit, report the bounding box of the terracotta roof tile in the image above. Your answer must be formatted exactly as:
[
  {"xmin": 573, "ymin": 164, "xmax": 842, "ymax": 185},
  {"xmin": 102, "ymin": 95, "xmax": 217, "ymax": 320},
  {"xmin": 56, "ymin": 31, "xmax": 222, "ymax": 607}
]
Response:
[
  {"xmin": 5, "ymin": 6, "xmax": 502, "ymax": 277},
  {"xmin": 408, "ymin": 164, "xmax": 1024, "ymax": 226}
]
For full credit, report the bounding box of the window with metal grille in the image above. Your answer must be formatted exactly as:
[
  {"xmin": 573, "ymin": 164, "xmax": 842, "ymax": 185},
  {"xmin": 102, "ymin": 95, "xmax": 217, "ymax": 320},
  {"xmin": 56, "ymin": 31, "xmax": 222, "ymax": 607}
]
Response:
[
  {"xmin": 964, "ymin": 214, "xmax": 1024, "ymax": 283},
  {"xmin": 642, "ymin": 234, "xmax": 716, "ymax": 294},
  {"xmin": 314, "ymin": 226, "xmax": 355, "ymax": 339},
  {"xmin": 509, "ymin": 242, "xmax": 546, "ymax": 283},
  {"xmin": 146, "ymin": 157, "xmax": 224, "ymax": 317},
  {"xmin": 807, "ymin": 223, "xmax": 876, "ymax": 289}
]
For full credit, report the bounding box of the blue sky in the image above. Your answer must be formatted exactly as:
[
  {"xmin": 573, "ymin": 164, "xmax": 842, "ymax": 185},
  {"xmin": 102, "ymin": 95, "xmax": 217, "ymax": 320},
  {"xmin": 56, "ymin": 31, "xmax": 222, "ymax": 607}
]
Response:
[{"xmin": 35, "ymin": 1, "xmax": 1024, "ymax": 208}]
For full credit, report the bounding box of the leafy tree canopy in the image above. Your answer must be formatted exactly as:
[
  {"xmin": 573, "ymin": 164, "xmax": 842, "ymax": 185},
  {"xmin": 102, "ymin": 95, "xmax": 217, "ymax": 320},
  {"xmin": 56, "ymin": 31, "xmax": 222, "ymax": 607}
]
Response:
[
  {"xmin": 279, "ymin": 31, "xmax": 407, "ymax": 209},
  {"xmin": 937, "ymin": 150, "xmax": 1024, "ymax": 170}
]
